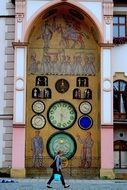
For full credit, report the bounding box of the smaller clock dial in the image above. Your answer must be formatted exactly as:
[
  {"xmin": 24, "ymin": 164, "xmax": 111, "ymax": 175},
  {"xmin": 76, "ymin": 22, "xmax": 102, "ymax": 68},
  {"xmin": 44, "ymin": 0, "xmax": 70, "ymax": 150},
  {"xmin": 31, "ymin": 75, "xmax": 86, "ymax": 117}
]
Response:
[
  {"xmin": 79, "ymin": 101, "xmax": 92, "ymax": 114},
  {"xmin": 78, "ymin": 115, "xmax": 93, "ymax": 130},
  {"xmin": 31, "ymin": 115, "xmax": 46, "ymax": 129},
  {"xmin": 32, "ymin": 100, "xmax": 45, "ymax": 114},
  {"xmin": 55, "ymin": 79, "xmax": 69, "ymax": 93}
]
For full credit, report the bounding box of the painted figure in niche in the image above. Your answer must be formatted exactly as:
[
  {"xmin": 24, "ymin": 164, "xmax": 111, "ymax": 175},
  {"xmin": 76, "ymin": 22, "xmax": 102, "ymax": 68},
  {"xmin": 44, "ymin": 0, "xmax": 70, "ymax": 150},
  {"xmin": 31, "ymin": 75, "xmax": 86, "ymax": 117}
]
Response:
[
  {"xmin": 36, "ymin": 76, "xmax": 48, "ymax": 86},
  {"xmin": 44, "ymin": 88, "xmax": 51, "ymax": 98},
  {"xmin": 77, "ymin": 77, "xmax": 88, "ymax": 87},
  {"xmin": 77, "ymin": 132, "xmax": 94, "ymax": 168},
  {"xmin": 31, "ymin": 131, "xmax": 44, "ymax": 168},
  {"xmin": 73, "ymin": 89, "xmax": 81, "ymax": 99},
  {"xmin": 32, "ymin": 88, "xmax": 40, "ymax": 98},
  {"xmin": 38, "ymin": 89, "xmax": 43, "ymax": 98},
  {"xmin": 84, "ymin": 89, "xmax": 92, "ymax": 99},
  {"xmin": 83, "ymin": 54, "xmax": 96, "ymax": 75}
]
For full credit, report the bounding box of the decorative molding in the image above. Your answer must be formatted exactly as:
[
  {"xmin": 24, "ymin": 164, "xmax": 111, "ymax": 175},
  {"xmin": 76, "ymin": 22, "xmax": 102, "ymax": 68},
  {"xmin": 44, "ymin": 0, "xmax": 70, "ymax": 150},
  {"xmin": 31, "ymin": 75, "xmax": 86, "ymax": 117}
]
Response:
[
  {"xmin": 16, "ymin": 78, "xmax": 24, "ymax": 91},
  {"xmin": 16, "ymin": 13, "xmax": 24, "ymax": 22},
  {"xmin": 12, "ymin": 42, "xmax": 28, "ymax": 47},
  {"xmin": 101, "ymin": 125, "xmax": 113, "ymax": 128},
  {"xmin": 13, "ymin": 124, "xmax": 25, "ymax": 128},
  {"xmin": 99, "ymin": 43, "xmax": 114, "ymax": 47},
  {"xmin": 113, "ymin": 72, "xmax": 127, "ymax": 80},
  {"xmin": 103, "ymin": 78, "xmax": 112, "ymax": 92},
  {"xmin": 0, "ymin": 114, "xmax": 13, "ymax": 120}
]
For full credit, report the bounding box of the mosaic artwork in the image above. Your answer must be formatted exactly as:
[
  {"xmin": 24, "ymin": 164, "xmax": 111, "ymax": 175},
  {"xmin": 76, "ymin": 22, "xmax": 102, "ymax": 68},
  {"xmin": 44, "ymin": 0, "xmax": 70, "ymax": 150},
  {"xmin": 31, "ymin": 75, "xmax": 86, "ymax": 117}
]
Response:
[{"xmin": 28, "ymin": 7, "xmax": 98, "ymax": 76}]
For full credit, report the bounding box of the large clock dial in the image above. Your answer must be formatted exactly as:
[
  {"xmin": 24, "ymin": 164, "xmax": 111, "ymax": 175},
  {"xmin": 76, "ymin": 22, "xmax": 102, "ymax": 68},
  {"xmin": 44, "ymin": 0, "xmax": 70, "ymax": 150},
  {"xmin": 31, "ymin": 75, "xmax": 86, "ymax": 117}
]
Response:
[
  {"xmin": 47, "ymin": 100, "xmax": 77, "ymax": 130},
  {"xmin": 47, "ymin": 132, "xmax": 77, "ymax": 159},
  {"xmin": 31, "ymin": 115, "xmax": 46, "ymax": 129}
]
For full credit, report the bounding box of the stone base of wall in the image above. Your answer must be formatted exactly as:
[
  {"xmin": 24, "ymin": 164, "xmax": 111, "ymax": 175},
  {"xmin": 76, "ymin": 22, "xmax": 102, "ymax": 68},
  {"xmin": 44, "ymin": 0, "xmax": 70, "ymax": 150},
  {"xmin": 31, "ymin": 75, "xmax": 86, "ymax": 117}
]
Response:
[
  {"xmin": 100, "ymin": 168, "xmax": 115, "ymax": 179},
  {"xmin": 10, "ymin": 168, "xmax": 26, "ymax": 178},
  {"xmin": 0, "ymin": 168, "xmax": 10, "ymax": 177}
]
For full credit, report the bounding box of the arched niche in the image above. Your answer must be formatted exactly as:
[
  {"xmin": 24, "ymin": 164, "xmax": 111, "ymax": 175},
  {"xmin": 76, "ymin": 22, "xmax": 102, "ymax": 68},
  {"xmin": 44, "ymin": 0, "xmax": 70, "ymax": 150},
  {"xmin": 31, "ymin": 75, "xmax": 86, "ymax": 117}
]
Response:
[{"xmin": 27, "ymin": 4, "xmax": 101, "ymax": 76}]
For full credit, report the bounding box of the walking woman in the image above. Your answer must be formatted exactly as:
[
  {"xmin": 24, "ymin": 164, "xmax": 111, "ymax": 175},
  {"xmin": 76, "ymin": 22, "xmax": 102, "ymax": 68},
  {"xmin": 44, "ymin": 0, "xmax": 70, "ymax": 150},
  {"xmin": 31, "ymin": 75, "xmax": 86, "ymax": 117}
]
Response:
[{"xmin": 47, "ymin": 150, "xmax": 70, "ymax": 188}]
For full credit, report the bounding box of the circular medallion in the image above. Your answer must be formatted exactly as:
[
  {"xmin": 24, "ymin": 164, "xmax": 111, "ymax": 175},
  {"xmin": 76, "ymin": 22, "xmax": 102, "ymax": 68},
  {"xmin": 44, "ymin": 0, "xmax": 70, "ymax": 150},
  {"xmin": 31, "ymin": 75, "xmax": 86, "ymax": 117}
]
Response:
[
  {"xmin": 78, "ymin": 115, "xmax": 93, "ymax": 130},
  {"xmin": 31, "ymin": 115, "xmax": 46, "ymax": 129},
  {"xmin": 55, "ymin": 79, "xmax": 69, "ymax": 93},
  {"xmin": 79, "ymin": 101, "xmax": 92, "ymax": 114},
  {"xmin": 47, "ymin": 132, "xmax": 77, "ymax": 159},
  {"xmin": 32, "ymin": 100, "xmax": 45, "ymax": 114},
  {"xmin": 47, "ymin": 100, "xmax": 77, "ymax": 130}
]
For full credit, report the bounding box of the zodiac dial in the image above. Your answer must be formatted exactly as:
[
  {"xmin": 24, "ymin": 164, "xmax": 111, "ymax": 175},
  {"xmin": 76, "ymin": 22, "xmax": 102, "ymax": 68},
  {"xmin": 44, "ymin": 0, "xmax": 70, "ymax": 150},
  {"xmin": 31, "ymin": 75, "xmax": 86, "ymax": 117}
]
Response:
[{"xmin": 47, "ymin": 132, "xmax": 77, "ymax": 159}]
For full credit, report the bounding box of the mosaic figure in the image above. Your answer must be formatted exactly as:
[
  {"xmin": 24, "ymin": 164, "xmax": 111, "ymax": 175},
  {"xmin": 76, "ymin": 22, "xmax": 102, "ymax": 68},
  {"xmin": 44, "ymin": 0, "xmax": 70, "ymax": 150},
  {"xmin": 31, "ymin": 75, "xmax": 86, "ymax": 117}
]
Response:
[
  {"xmin": 77, "ymin": 132, "xmax": 94, "ymax": 168},
  {"xmin": 58, "ymin": 24, "xmax": 85, "ymax": 48},
  {"xmin": 41, "ymin": 21, "xmax": 53, "ymax": 48},
  {"xmin": 31, "ymin": 131, "xmax": 44, "ymax": 168},
  {"xmin": 29, "ymin": 53, "xmax": 38, "ymax": 74},
  {"xmin": 84, "ymin": 54, "xmax": 96, "ymax": 75}
]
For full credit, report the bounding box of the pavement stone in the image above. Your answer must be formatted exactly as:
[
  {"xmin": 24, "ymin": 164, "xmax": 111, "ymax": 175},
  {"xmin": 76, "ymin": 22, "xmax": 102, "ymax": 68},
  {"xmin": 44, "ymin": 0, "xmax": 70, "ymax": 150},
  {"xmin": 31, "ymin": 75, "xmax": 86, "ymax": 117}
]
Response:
[{"xmin": 0, "ymin": 178, "xmax": 127, "ymax": 190}]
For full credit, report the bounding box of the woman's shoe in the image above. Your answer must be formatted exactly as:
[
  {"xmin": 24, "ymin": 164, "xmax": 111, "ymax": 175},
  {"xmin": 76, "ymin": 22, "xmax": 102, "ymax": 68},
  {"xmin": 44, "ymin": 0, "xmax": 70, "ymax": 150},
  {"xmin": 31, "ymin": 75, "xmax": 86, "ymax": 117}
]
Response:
[
  {"xmin": 64, "ymin": 184, "xmax": 70, "ymax": 188},
  {"xmin": 47, "ymin": 184, "xmax": 52, "ymax": 188}
]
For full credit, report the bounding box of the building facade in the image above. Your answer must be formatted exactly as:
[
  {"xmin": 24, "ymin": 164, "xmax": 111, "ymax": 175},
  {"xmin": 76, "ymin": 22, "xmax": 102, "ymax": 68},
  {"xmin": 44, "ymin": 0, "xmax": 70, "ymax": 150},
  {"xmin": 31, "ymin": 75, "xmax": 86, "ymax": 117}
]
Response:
[{"xmin": 0, "ymin": 0, "xmax": 127, "ymax": 178}]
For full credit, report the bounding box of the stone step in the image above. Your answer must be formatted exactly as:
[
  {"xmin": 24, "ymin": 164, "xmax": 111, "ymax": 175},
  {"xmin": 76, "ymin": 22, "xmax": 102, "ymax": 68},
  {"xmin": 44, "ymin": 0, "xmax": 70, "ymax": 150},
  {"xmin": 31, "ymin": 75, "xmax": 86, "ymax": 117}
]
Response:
[{"xmin": 26, "ymin": 168, "xmax": 100, "ymax": 179}]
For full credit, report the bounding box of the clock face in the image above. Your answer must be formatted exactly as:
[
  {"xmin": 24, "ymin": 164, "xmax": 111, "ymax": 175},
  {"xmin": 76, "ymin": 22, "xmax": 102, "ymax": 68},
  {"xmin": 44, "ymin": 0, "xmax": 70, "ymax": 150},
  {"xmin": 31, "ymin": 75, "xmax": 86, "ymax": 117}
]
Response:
[
  {"xmin": 47, "ymin": 100, "xmax": 77, "ymax": 130},
  {"xmin": 79, "ymin": 101, "xmax": 92, "ymax": 114},
  {"xmin": 47, "ymin": 132, "xmax": 77, "ymax": 159},
  {"xmin": 78, "ymin": 115, "xmax": 93, "ymax": 130},
  {"xmin": 31, "ymin": 115, "xmax": 46, "ymax": 129},
  {"xmin": 32, "ymin": 100, "xmax": 45, "ymax": 114}
]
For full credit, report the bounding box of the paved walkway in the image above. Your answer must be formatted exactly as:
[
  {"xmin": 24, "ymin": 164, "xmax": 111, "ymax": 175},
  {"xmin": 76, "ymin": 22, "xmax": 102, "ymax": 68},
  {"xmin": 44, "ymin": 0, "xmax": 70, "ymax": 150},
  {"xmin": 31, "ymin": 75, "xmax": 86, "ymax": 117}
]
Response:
[{"xmin": 0, "ymin": 178, "xmax": 127, "ymax": 190}]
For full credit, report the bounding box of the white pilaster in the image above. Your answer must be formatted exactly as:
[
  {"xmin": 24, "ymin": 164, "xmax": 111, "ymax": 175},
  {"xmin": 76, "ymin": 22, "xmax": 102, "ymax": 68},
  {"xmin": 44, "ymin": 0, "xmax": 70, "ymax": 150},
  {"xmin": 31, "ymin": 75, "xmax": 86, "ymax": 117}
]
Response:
[
  {"xmin": 13, "ymin": 46, "xmax": 27, "ymax": 124},
  {"xmin": 101, "ymin": 47, "xmax": 113, "ymax": 125}
]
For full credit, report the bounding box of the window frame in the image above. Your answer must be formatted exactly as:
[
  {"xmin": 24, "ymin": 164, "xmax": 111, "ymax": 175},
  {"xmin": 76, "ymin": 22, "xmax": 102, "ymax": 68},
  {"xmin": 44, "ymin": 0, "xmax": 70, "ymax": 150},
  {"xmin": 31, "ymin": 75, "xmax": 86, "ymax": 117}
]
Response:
[
  {"xmin": 113, "ymin": 80, "xmax": 127, "ymax": 121},
  {"xmin": 113, "ymin": 15, "xmax": 126, "ymax": 38}
]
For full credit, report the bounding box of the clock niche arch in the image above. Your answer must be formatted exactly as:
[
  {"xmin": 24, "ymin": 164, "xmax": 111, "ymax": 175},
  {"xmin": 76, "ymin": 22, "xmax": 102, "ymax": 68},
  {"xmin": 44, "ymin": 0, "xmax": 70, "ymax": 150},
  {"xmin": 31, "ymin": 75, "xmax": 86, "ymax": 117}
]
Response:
[{"xmin": 47, "ymin": 100, "xmax": 77, "ymax": 130}]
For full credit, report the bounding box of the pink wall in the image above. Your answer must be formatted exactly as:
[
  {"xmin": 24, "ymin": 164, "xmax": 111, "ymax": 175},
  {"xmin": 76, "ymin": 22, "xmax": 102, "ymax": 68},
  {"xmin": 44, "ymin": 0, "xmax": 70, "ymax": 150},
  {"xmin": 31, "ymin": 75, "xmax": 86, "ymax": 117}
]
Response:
[
  {"xmin": 101, "ymin": 127, "xmax": 114, "ymax": 168},
  {"xmin": 12, "ymin": 127, "xmax": 25, "ymax": 168}
]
